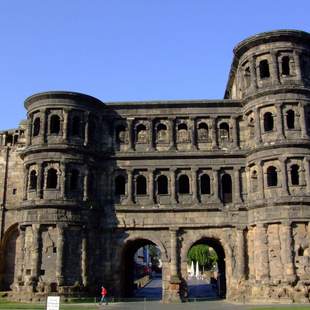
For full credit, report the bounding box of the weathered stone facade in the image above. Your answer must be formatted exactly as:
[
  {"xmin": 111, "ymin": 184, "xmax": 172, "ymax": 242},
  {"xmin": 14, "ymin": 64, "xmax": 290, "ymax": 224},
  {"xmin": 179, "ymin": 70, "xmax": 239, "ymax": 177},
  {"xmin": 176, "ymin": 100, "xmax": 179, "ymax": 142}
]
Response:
[{"xmin": 0, "ymin": 30, "xmax": 310, "ymax": 303}]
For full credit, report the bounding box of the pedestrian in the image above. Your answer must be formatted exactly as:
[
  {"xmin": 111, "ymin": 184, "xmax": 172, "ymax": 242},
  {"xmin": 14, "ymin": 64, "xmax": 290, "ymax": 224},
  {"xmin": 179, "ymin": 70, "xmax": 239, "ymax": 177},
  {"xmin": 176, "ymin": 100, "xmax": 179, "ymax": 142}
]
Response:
[{"xmin": 99, "ymin": 286, "xmax": 108, "ymax": 305}]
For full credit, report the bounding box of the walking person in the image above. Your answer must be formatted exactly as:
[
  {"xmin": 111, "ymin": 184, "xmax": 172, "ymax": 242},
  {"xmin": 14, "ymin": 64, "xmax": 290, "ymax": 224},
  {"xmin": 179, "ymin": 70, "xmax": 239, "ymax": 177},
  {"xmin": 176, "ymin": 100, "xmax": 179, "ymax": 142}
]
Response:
[{"xmin": 99, "ymin": 286, "xmax": 108, "ymax": 305}]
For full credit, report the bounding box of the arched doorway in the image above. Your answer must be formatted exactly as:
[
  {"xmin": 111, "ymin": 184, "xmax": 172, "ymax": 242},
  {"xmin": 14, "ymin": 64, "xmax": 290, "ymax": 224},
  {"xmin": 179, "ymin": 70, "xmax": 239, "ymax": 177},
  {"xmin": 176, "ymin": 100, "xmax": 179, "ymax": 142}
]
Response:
[
  {"xmin": 186, "ymin": 238, "xmax": 226, "ymax": 300},
  {"xmin": 120, "ymin": 239, "xmax": 162, "ymax": 300}
]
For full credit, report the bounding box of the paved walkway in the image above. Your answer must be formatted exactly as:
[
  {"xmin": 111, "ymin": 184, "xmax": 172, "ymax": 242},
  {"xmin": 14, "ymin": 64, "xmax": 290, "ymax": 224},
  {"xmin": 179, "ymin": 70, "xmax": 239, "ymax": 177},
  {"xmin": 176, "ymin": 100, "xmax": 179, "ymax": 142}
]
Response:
[
  {"xmin": 134, "ymin": 275, "xmax": 162, "ymax": 300},
  {"xmin": 187, "ymin": 278, "xmax": 218, "ymax": 299}
]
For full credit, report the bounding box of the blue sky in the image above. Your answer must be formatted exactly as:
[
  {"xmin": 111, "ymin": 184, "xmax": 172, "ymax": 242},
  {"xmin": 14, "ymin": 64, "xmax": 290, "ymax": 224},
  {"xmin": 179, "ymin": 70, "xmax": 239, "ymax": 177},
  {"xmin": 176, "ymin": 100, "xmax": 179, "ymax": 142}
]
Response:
[{"xmin": 0, "ymin": 0, "xmax": 309, "ymax": 129}]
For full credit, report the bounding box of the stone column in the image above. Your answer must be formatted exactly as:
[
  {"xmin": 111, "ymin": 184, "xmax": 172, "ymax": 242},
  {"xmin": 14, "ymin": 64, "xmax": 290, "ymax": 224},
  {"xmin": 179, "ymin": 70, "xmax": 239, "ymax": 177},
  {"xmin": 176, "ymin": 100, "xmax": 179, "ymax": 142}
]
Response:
[
  {"xmin": 62, "ymin": 109, "xmax": 69, "ymax": 141},
  {"xmin": 127, "ymin": 170, "xmax": 133, "ymax": 203},
  {"xmin": 39, "ymin": 109, "xmax": 46, "ymax": 144},
  {"xmin": 81, "ymin": 229, "xmax": 88, "ymax": 287},
  {"xmin": 236, "ymin": 226, "xmax": 246, "ymax": 280},
  {"xmin": 254, "ymin": 223, "xmax": 269, "ymax": 282},
  {"xmin": 148, "ymin": 119, "xmax": 154, "ymax": 151},
  {"xmin": 245, "ymin": 166, "xmax": 251, "ymax": 198},
  {"xmin": 275, "ymin": 103, "xmax": 284, "ymax": 140},
  {"xmin": 127, "ymin": 118, "xmax": 134, "ymax": 151},
  {"xmin": 258, "ymin": 161, "xmax": 265, "ymax": 199},
  {"xmin": 270, "ymin": 51, "xmax": 280, "ymax": 85},
  {"xmin": 191, "ymin": 168, "xmax": 198, "ymax": 204},
  {"xmin": 303, "ymin": 157, "xmax": 310, "ymax": 193},
  {"xmin": 17, "ymin": 225, "xmax": 26, "ymax": 282},
  {"xmin": 250, "ymin": 55, "xmax": 258, "ymax": 91},
  {"xmin": 254, "ymin": 108, "xmax": 262, "ymax": 143},
  {"xmin": 31, "ymin": 224, "xmax": 40, "ymax": 282},
  {"xmin": 60, "ymin": 162, "xmax": 67, "ymax": 199},
  {"xmin": 234, "ymin": 166, "xmax": 242, "ymax": 203},
  {"xmin": 299, "ymin": 102, "xmax": 307, "ymax": 138},
  {"xmin": 83, "ymin": 170, "xmax": 89, "ymax": 201},
  {"xmin": 169, "ymin": 227, "xmax": 179, "ymax": 278},
  {"xmin": 210, "ymin": 117, "xmax": 218, "ymax": 149},
  {"xmin": 170, "ymin": 169, "xmax": 177, "ymax": 204},
  {"xmin": 293, "ymin": 50, "xmax": 302, "ymax": 81},
  {"xmin": 56, "ymin": 225, "xmax": 65, "ymax": 286},
  {"xmin": 280, "ymin": 221, "xmax": 296, "ymax": 283},
  {"xmin": 212, "ymin": 168, "xmax": 220, "ymax": 203},
  {"xmin": 26, "ymin": 117, "xmax": 32, "ymax": 146},
  {"xmin": 37, "ymin": 163, "xmax": 43, "ymax": 199},
  {"xmin": 148, "ymin": 169, "xmax": 154, "ymax": 204},
  {"xmin": 23, "ymin": 165, "xmax": 28, "ymax": 200},
  {"xmin": 84, "ymin": 112, "xmax": 89, "ymax": 146},
  {"xmin": 280, "ymin": 157, "xmax": 289, "ymax": 195},
  {"xmin": 232, "ymin": 116, "xmax": 239, "ymax": 149},
  {"xmin": 169, "ymin": 118, "xmax": 175, "ymax": 150},
  {"xmin": 190, "ymin": 117, "xmax": 197, "ymax": 150}
]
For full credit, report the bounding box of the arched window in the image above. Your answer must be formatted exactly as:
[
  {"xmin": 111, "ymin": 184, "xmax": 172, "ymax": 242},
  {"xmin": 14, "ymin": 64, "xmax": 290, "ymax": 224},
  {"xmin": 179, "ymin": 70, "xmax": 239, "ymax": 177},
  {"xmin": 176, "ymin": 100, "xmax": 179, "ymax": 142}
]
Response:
[
  {"xmin": 286, "ymin": 110, "xmax": 295, "ymax": 129},
  {"xmin": 178, "ymin": 174, "xmax": 190, "ymax": 194},
  {"xmin": 29, "ymin": 170, "xmax": 37, "ymax": 190},
  {"xmin": 157, "ymin": 123, "xmax": 167, "ymax": 142},
  {"xmin": 200, "ymin": 174, "xmax": 210, "ymax": 195},
  {"xmin": 290, "ymin": 164, "xmax": 300, "ymax": 185},
  {"xmin": 221, "ymin": 173, "xmax": 232, "ymax": 203},
  {"xmin": 219, "ymin": 123, "xmax": 230, "ymax": 141},
  {"xmin": 198, "ymin": 122, "xmax": 208, "ymax": 141},
  {"xmin": 72, "ymin": 116, "xmax": 81, "ymax": 137},
  {"xmin": 50, "ymin": 115, "xmax": 61, "ymax": 134},
  {"xmin": 157, "ymin": 175, "xmax": 168, "ymax": 195},
  {"xmin": 136, "ymin": 124, "xmax": 147, "ymax": 143},
  {"xmin": 282, "ymin": 56, "xmax": 290, "ymax": 75},
  {"xmin": 244, "ymin": 66, "xmax": 251, "ymax": 88},
  {"xmin": 70, "ymin": 169, "xmax": 79, "ymax": 191},
  {"xmin": 115, "ymin": 175, "xmax": 126, "ymax": 195},
  {"xmin": 33, "ymin": 117, "xmax": 40, "ymax": 137},
  {"xmin": 88, "ymin": 119, "xmax": 97, "ymax": 142},
  {"xmin": 264, "ymin": 112, "xmax": 274, "ymax": 132},
  {"xmin": 177, "ymin": 123, "xmax": 189, "ymax": 142},
  {"xmin": 116, "ymin": 125, "xmax": 127, "ymax": 144},
  {"xmin": 267, "ymin": 166, "xmax": 278, "ymax": 187},
  {"xmin": 136, "ymin": 175, "xmax": 147, "ymax": 195},
  {"xmin": 46, "ymin": 168, "xmax": 58, "ymax": 189},
  {"xmin": 259, "ymin": 59, "xmax": 270, "ymax": 79}
]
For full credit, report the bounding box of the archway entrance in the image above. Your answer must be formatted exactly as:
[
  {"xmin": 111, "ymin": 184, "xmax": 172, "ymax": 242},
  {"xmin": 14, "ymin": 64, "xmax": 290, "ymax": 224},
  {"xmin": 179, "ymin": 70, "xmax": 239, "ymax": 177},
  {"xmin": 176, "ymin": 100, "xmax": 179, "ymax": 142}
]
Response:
[
  {"xmin": 186, "ymin": 238, "xmax": 226, "ymax": 300},
  {"xmin": 120, "ymin": 239, "xmax": 162, "ymax": 300}
]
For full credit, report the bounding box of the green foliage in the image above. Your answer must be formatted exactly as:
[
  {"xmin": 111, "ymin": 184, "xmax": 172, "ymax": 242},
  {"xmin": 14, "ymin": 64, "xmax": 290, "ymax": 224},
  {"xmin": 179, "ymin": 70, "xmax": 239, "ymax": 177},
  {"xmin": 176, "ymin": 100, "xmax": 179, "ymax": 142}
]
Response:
[{"xmin": 187, "ymin": 244, "xmax": 218, "ymax": 270}]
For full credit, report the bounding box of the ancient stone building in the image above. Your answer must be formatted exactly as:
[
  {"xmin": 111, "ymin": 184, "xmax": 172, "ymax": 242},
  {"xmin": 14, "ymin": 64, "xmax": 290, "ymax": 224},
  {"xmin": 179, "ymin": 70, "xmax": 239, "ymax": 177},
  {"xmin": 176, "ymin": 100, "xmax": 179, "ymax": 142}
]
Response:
[{"xmin": 0, "ymin": 29, "xmax": 310, "ymax": 303}]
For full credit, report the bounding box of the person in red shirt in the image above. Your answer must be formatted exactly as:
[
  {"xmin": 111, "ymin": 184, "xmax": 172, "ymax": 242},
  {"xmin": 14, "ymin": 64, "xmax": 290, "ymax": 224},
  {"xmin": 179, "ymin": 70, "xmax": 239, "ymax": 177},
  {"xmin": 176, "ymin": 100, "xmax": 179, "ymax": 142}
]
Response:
[{"xmin": 99, "ymin": 286, "xmax": 108, "ymax": 305}]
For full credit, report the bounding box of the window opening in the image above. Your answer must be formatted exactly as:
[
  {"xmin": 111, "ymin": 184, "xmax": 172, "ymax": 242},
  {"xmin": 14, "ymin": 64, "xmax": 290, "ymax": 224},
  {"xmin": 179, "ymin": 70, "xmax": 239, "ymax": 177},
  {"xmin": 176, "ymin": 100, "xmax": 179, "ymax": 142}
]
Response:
[
  {"xmin": 136, "ymin": 124, "xmax": 147, "ymax": 143},
  {"xmin": 282, "ymin": 56, "xmax": 290, "ymax": 75},
  {"xmin": 116, "ymin": 125, "xmax": 127, "ymax": 144},
  {"xmin": 267, "ymin": 166, "xmax": 278, "ymax": 187},
  {"xmin": 29, "ymin": 170, "xmax": 37, "ymax": 190},
  {"xmin": 46, "ymin": 168, "xmax": 58, "ymax": 189},
  {"xmin": 179, "ymin": 174, "xmax": 190, "ymax": 194},
  {"xmin": 259, "ymin": 59, "xmax": 270, "ymax": 79},
  {"xmin": 70, "ymin": 169, "xmax": 79, "ymax": 190},
  {"xmin": 219, "ymin": 123, "xmax": 230, "ymax": 141},
  {"xmin": 290, "ymin": 164, "xmax": 300, "ymax": 185},
  {"xmin": 251, "ymin": 170, "xmax": 258, "ymax": 192},
  {"xmin": 221, "ymin": 174, "xmax": 232, "ymax": 203},
  {"xmin": 286, "ymin": 110, "xmax": 295, "ymax": 129},
  {"xmin": 50, "ymin": 115, "xmax": 61, "ymax": 134},
  {"xmin": 244, "ymin": 66, "xmax": 251, "ymax": 88},
  {"xmin": 157, "ymin": 175, "xmax": 168, "ymax": 195},
  {"xmin": 136, "ymin": 175, "xmax": 147, "ymax": 195},
  {"xmin": 264, "ymin": 112, "xmax": 274, "ymax": 132},
  {"xmin": 115, "ymin": 175, "xmax": 126, "ymax": 195},
  {"xmin": 200, "ymin": 174, "xmax": 211, "ymax": 194},
  {"xmin": 33, "ymin": 118, "xmax": 40, "ymax": 137},
  {"xmin": 198, "ymin": 122, "xmax": 208, "ymax": 141},
  {"xmin": 72, "ymin": 116, "xmax": 81, "ymax": 137},
  {"xmin": 157, "ymin": 123, "xmax": 167, "ymax": 142}
]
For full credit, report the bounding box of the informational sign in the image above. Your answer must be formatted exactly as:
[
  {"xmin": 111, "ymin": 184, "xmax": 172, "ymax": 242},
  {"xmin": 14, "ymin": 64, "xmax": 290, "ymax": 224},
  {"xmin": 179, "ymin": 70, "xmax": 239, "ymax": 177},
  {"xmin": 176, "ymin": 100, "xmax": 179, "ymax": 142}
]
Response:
[{"xmin": 46, "ymin": 296, "xmax": 60, "ymax": 310}]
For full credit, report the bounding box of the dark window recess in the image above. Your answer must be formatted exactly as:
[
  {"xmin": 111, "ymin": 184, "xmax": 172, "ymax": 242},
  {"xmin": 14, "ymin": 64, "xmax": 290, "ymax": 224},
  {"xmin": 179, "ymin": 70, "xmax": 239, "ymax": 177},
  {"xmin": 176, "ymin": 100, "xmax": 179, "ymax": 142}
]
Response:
[
  {"xmin": 259, "ymin": 59, "xmax": 270, "ymax": 78},
  {"xmin": 29, "ymin": 170, "xmax": 37, "ymax": 190},
  {"xmin": 40, "ymin": 270, "xmax": 45, "ymax": 276},
  {"xmin": 13, "ymin": 135, "xmax": 18, "ymax": 144},
  {"xmin": 88, "ymin": 119, "xmax": 97, "ymax": 142},
  {"xmin": 72, "ymin": 116, "xmax": 81, "ymax": 137},
  {"xmin": 264, "ymin": 112, "xmax": 274, "ymax": 132},
  {"xmin": 219, "ymin": 123, "xmax": 230, "ymax": 141},
  {"xmin": 50, "ymin": 115, "xmax": 61, "ymax": 134},
  {"xmin": 115, "ymin": 175, "xmax": 126, "ymax": 195},
  {"xmin": 200, "ymin": 174, "xmax": 211, "ymax": 194},
  {"xmin": 70, "ymin": 169, "xmax": 79, "ymax": 190},
  {"xmin": 291, "ymin": 164, "xmax": 300, "ymax": 185},
  {"xmin": 286, "ymin": 110, "xmax": 295, "ymax": 129},
  {"xmin": 33, "ymin": 118, "xmax": 40, "ymax": 137},
  {"xmin": 221, "ymin": 173, "xmax": 232, "ymax": 203},
  {"xmin": 178, "ymin": 123, "xmax": 188, "ymax": 131},
  {"xmin": 46, "ymin": 168, "xmax": 58, "ymax": 189},
  {"xmin": 116, "ymin": 125, "xmax": 126, "ymax": 143},
  {"xmin": 136, "ymin": 175, "xmax": 147, "ymax": 195},
  {"xmin": 179, "ymin": 175, "xmax": 190, "ymax": 194},
  {"xmin": 26, "ymin": 269, "xmax": 31, "ymax": 275},
  {"xmin": 53, "ymin": 247, "xmax": 57, "ymax": 254},
  {"xmin": 12, "ymin": 189, "xmax": 17, "ymax": 195},
  {"xmin": 88, "ymin": 174, "xmax": 94, "ymax": 197},
  {"xmin": 244, "ymin": 66, "xmax": 251, "ymax": 88},
  {"xmin": 157, "ymin": 175, "xmax": 168, "ymax": 195},
  {"xmin": 282, "ymin": 56, "xmax": 290, "ymax": 75},
  {"xmin": 267, "ymin": 166, "xmax": 278, "ymax": 187},
  {"xmin": 298, "ymin": 247, "xmax": 304, "ymax": 256}
]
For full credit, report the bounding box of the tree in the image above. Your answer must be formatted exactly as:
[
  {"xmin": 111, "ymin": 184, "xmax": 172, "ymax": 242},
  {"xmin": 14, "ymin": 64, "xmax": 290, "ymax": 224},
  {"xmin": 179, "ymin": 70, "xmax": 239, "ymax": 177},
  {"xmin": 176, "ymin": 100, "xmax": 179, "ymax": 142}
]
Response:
[{"xmin": 187, "ymin": 244, "xmax": 218, "ymax": 270}]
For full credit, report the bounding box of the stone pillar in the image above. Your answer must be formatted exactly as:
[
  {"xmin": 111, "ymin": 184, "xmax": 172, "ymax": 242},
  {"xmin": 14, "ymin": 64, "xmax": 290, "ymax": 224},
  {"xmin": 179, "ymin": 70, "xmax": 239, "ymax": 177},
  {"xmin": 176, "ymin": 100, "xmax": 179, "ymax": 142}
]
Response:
[
  {"xmin": 37, "ymin": 163, "xmax": 43, "ymax": 199},
  {"xmin": 254, "ymin": 223, "xmax": 269, "ymax": 282},
  {"xmin": 81, "ymin": 229, "xmax": 88, "ymax": 287},
  {"xmin": 127, "ymin": 118, "xmax": 134, "ymax": 151},
  {"xmin": 299, "ymin": 102, "xmax": 307, "ymax": 138},
  {"xmin": 210, "ymin": 117, "xmax": 218, "ymax": 149},
  {"xmin": 212, "ymin": 168, "xmax": 220, "ymax": 202},
  {"xmin": 17, "ymin": 225, "xmax": 26, "ymax": 282},
  {"xmin": 250, "ymin": 55, "xmax": 258, "ymax": 91},
  {"xmin": 23, "ymin": 165, "xmax": 28, "ymax": 200},
  {"xmin": 236, "ymin": 226, "xmax": 246, "ymax": 280},
  {"xmin": 293, "ymin": 50, "xmax": 302, "ymax": 82},
  {"xmin": 148, "ymin": 119, "xmax": 154, "ymax": 151},
  {"xmin": 26, "ymin": 117, "xmax": 32, "ymax": 146},
  {"xmin": 170, "ymin": 169, "xmax": 176, "ymax": 204},
  {"xmin": 63, "ymin": 109, "xmax": 69, "ymax": 141},
  {"xmin": 231, "ymin": 116, "xmax": 239, "ymax": 149},
  {"xmin": 275, "ymin": 103, "xmax": 284, "ymax": 140},
  {"xmin": 280, "ymin": 157, "xmax": 289, "ymax": 195},
  {"xmin": 191, "ymin": 168, "xmax": 198, "ymax": 203},
  {"xmin": 148, "ymin": 169, "xmax": 154, "ymax": 204},
  {"xmin": 258, "ymin": 161, "xmax": 265, "ymax": 199},
  {"xmin": 39, "ymin": 109, "xmax": 46, "ymax": 144},
  {"xmin": 83, "ymin": 170, "xmax": 89, "ymax": 201},
  {"xmin": 303, "ymin": 157, "xmax": 310, "ymax": 193},
  {"xmin": 127, "ymin": 170, "xmax": 133, "ymax": 203},
  {"xmin": 56, "ymin": 225, "xmax": 65, "ymax": 286},
  {"xmin": 234, "ymin": 166, "xmax": 242, "ymax": 203},
  {"xmin": 31, "ymin": 224, "xmax": 40, "ymax": 283},
  {"xmin": 190, "ymin": 117, "xmax": 197, "ymax": 150},
  {"xmin": 245, "ymin": 166, "xmax": 251, "ymax": 198},
  {"xmin": 84, "ymin": 112, "xmax": 89, "ymax": 146},
  {"xmin": 280, "ymin": 221, "xmax": 296, "ymax": 283},
  {"xmin": 60, "ymin": 162, "xmax": 67, "ymax": 199},
  {"xmin": 254, "ymin": 108, "xmax": 262, "ymax": 143},
  {"xmin": 270, "ymin": 51, "xmax": 280, "ymax": 85},
  {"xmin": 169, "ymin": 118, "xmax": 175, "ymax": 150}
]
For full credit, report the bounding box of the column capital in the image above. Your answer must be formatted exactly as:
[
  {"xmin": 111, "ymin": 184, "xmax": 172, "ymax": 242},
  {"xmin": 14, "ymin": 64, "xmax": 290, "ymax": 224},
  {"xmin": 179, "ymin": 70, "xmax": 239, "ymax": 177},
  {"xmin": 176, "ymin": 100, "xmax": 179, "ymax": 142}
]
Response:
[{"xmin": 169, "ymin": 226, "xmax": 179, "ymax": 233}]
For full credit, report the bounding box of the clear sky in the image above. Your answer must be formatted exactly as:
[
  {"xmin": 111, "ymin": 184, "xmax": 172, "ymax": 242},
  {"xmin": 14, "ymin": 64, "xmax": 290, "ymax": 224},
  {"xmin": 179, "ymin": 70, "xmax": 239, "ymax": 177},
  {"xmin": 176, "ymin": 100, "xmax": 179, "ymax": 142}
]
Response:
[{"xmin": 0, "ymin": 0, "xmax": 309, "ymax": 129}]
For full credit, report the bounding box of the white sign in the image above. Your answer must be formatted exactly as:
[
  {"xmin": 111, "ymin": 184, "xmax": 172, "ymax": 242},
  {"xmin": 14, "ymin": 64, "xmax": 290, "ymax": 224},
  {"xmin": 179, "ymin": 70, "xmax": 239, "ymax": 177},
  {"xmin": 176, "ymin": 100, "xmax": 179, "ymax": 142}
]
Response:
[{"xmin": 46, "ymin": 296, "xmax": 60, "ymax": 310}]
